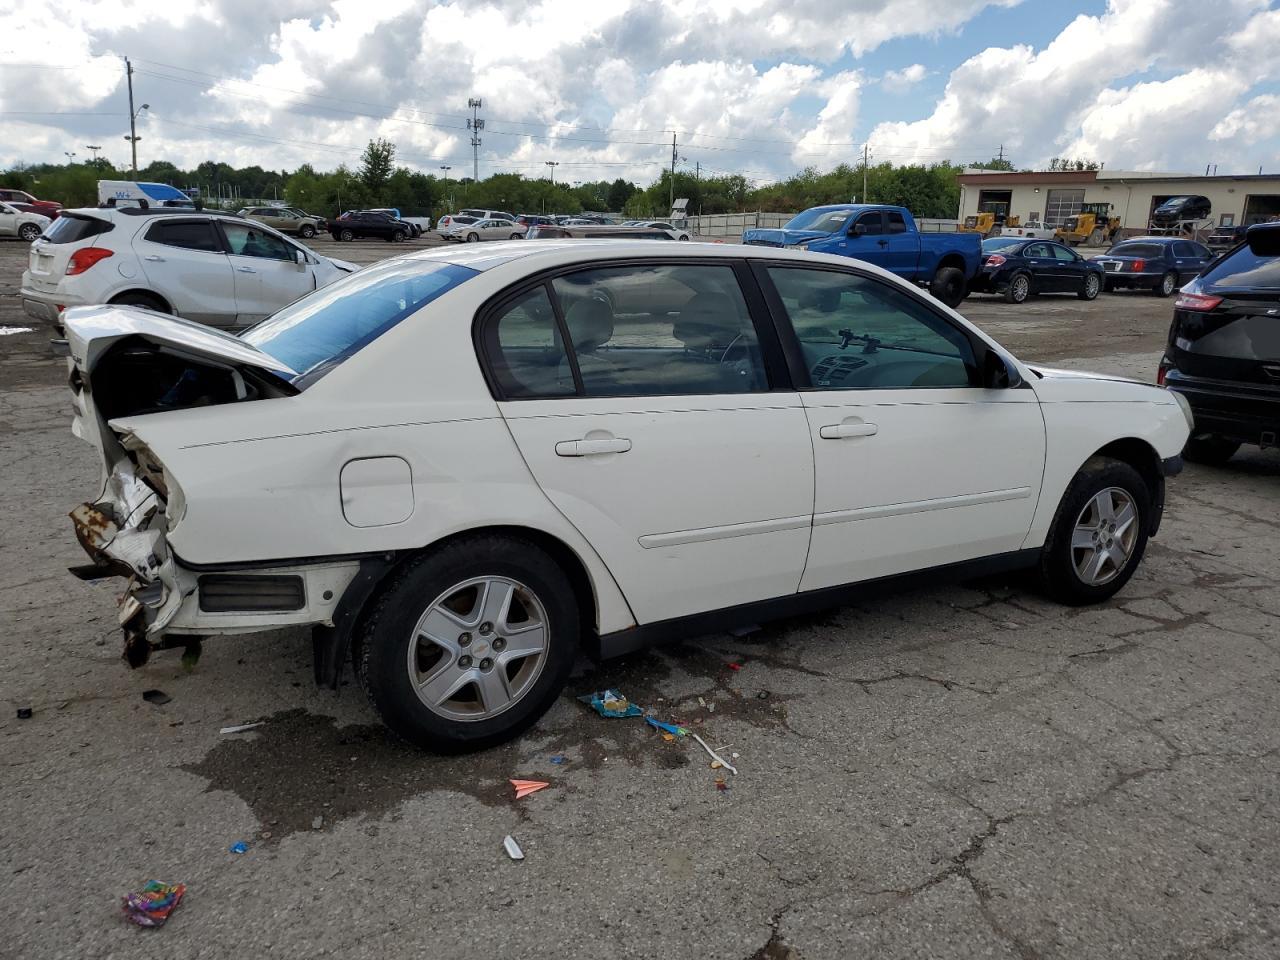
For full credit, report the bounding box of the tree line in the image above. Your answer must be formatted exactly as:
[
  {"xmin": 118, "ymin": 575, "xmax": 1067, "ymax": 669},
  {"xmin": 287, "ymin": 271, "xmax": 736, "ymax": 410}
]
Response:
[{"xmin": 2, "ymin": 137, "xmax": 1060, "ymax": 220}]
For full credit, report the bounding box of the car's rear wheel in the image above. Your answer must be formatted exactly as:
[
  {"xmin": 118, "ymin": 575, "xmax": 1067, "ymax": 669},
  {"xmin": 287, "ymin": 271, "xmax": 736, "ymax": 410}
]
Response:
[
  {"xmin": 357, "ymin": 535, "xmax": 579, "ymax": 752},
  {"xmin": 1035, "ymin": 457, "xmax": 1150, "ymax": 605},
  {"xmin": 1078, "ymin": 272, "xmax": 1101, "ymax": 300},
  {"xmin": 466, "ymin": 232, "xmax": 479, "ymax": 243},
  {"xmin": 18, "ymin": 223, "xmax": 41, "ymax": 242},
  {"xmin": 509, "ymin": 233, "xmax": 522, "ymax": 240},
  {"xmin": 1004, "ymin": 272, "xmax": 1031, "ymax": 304},
  {"xmin": 339, "ymin": 228, "xmax": 354, "ymax": 242},
  {"xmin": 1154, "ymin": 271, "xmax": 1178, "ymax": 297},
  {"xmin": 109, "ymin": 291, "xmax": 170, "ymax": 313},
  {"xmin": 1183, "ymin": 434, "xmax": 1240, "ymax": 465},
  {"xmin": 929, "ymin": 266, "xmax": 967, "ymax": 308},
  {"xmin": 299, "ymin": 224, "xmax": 316, "ymax": 239}
]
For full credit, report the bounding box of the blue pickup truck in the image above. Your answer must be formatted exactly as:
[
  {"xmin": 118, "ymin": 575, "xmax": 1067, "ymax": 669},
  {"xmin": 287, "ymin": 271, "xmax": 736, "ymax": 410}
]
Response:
[{"xmin": 741, "ymin": 204, "xmax": 982, "ymax": 307}]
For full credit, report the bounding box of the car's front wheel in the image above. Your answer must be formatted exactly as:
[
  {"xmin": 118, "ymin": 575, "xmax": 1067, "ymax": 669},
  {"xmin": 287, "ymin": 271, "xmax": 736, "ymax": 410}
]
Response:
[
  {"xmin": 1036, "ymin": 457, "xmax": 1150, "ymax": 605},
  {"xmin": 1154, "ymin": 271, "xmax": 1178, "ymax": 297},
  {"xmin": 466, "ymin": 232, "xmax": 479, "ymax": 243},
  {"xmin": 357, "ymin": 535, "xmax": 579, "ymax": 752},
  {"xmin": 18, "ymin": 223, "xmax": 41, "ymax": 242},
  {"xmin": 339, "ymin": 228, "xmax": 354, "ymax": 242},
  {"xmin": 299, "ymin": 224, "xmax": 316, "ymax": 239},
  {"xmin": 1183, "ymin": 434, "xmax": 1240, "ymax": 465},
  {"xmin": 1078, "ymin": 272, "xmax": 1101, "ymax": 300},
  {"xmin": 393, "ymin": 229, "xmax": 407, "ymax": 242},
  {"xmin": 509, "ymin": 233, "xmax": 522, "ymax": 240},
  {"xmin": 1004, "ymin": 272, "xmax": 1031, "ymax": 304}
]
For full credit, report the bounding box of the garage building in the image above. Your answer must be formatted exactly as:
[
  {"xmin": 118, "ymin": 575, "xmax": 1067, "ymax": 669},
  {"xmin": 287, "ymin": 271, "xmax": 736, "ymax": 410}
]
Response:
[{"xmin": 956, "ymin": 169, "xmax": 1280, "ymax": 235}]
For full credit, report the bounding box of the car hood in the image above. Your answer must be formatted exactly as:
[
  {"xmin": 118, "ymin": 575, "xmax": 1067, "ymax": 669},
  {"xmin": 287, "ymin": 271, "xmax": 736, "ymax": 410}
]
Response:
[
  {"xmin": 1026, "ymin": 364, "xmax": 1142, "ymax": 384},
  {"xmin": 741, "ymin": 227, "xmax": 833, "ymax": 247},
  {"xmin": 63, "ymin": 304, "xmax": 297, "ymax": 377}
]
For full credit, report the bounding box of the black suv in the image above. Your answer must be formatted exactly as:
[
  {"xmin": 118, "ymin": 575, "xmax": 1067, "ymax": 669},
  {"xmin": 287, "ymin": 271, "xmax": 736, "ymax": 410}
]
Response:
[
  {"xmin": 329, "ymin": 211, "xmax": 411, "ymax": 242},
  {"xmin": 1151, "ymin": 195, "xmax": 1211, "ymax": 227},
  {"xmin": 1161, "ymin": 223, "xmax": 1280, "ymax": 463}
]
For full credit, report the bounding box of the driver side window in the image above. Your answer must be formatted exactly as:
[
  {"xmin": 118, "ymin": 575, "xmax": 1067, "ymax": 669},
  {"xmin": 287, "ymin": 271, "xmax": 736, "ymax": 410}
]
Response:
[
  {"xmin": 221, "ymin": 221, "xmax": 294, "ymax": 261},
  {"xmin": 854, "ymin": 212, "xmax": 884, "ymax": 236},
  {"xmin": 765, "ymin": 267, "xmax": 976, "ymax": 390}
]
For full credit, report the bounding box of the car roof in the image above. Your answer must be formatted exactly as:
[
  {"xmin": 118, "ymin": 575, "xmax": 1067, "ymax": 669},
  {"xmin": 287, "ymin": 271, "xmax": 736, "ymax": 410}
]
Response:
[{"xmin": 1110, "ymin": 236, "xmax": 1178, "ymax": 245}]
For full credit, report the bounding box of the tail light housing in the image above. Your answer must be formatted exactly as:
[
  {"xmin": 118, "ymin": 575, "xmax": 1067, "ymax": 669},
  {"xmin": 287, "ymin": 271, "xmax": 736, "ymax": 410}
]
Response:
[
  {"xmin": 1130, "ymin": 259, "xmax": 1145, "ymax": 272},
  {"xmin": 1157, "ymin": 356, "xmax": 1171, "ymax": 385},
  {"xmin": 1174, "ymin": 292, "xmax": 1223, "ymax": 311},
  {"xmin": 984, "ymin": 254, "xmax": 1006, "ymax": 268},
  {"xmin": 66, "ymin": 247, "xmax": 114, "ymax": 276}
]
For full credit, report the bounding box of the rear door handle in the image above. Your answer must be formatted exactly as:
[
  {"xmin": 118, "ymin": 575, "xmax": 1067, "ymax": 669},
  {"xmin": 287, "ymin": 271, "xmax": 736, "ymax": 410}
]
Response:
[
  {"xmin": 819, "ymin": 422, "xmax": 878, "ymax": 440},
  {"xmin": 237, "ymin": 266, "xmax": 257, "ymax": 273},
  {"xmin": 555, "ymin": 438, "xmax": 632, "ymax": 457},
  {"xmin": 143, "ymin": 255, "xmax": 165, "ymax": 262}
]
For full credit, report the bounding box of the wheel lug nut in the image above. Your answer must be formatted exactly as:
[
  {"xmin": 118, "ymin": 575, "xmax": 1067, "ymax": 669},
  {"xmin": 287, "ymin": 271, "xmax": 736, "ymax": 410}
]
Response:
[
  {"xmin": 479, "ymin": 622, "xmax": 493, "ymax": 635},
  {"xmin": 480, "ymin": 658, "xmax": 493, "ymax": 671},
  {"xmin": 459, "ymin": 632, "xmax": 472, "ymax": 647},
  {"xmin": 493, "ymin": 638, "xmax": 506, "ymax": 651},
  {"xmin": 459, "ymin": 655, "xmax": 473, "ymax": 668}
]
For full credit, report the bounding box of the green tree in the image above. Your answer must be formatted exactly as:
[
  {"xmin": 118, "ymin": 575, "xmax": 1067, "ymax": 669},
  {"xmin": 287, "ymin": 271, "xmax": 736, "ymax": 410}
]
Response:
[{"xmin": 359, "ymin": 138, "xmax": 397, "ymax": 196}]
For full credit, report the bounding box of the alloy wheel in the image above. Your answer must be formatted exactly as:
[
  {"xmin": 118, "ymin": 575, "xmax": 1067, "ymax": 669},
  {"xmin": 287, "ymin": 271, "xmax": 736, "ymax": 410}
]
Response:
[
  {"xmin": 1012, "ymin": 275, "xmax": 1029, "ymax": 302},
  {"xmin": 1161, "ymin": 273, "xmax": 1176, "ymax": 295},
  {"xmin": 1071, "ymin": 486, "xmax": 1139, "ymax": 586},
  {"xmin": 1085, "ymin": 275, "xmax": 1099, "ymax": 298},
  {"xmin": 406, "ymin": 576, "xmax": 549, "ymax": 722}
]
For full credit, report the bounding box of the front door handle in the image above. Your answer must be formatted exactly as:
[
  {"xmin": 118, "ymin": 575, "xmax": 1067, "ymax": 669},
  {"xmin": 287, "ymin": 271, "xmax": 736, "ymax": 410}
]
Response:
[
  {"xmin": 143, "ymin": 255, "xmax": 165, "ymax": 262},
  {"xmin": 237, "ymin": 266, "xmax": 257, "ymax": 273},
  {"xmin": 555, "ymin": 438, "xmax": 632, "ymax": 457},
  {"xmin": 819, "ymin": 422, "xmax": 878, "ymax": 440}
]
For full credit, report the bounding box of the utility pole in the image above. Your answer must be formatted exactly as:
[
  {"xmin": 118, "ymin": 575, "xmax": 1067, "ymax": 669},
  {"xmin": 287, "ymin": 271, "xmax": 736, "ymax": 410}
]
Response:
[
  {"xmin": 669, "ymin": 131, "xmax": 677, "ymax": 216},
  {"xmin": 467, "ymin": 98, "xmax": 484, "ymax": 183},
  {"xmin": 862, "ymin": 142, "xmax": 869, "ymax": 204},
  {"xmin": 997, "ymin": 143, "xmax": 1005, "ymax": 164},
  {"xmin": 125, "ymin": 58, "xmax": 138, "ymax": 175}
]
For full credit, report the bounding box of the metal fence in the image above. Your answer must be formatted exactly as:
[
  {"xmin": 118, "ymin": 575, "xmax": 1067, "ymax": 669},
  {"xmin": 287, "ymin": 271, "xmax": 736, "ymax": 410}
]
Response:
[{"xmin": 685, "ymin": 212, "xmax": 962, "ymax": 240}]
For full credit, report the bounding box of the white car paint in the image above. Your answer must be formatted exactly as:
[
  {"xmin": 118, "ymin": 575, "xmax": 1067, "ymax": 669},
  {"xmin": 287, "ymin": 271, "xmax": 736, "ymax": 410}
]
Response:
[
  {"xmin": 1001, "ymin": 221, "xmax": 1055, "ymax": 239},
  {"xmin": 20, "ymin": 207, "xmax": 356, "ymax": 328},
  {"xmin": 0, "ymin": 201, "xmax": 50, "ymax": 242},
  {"xmin": 59, "ymin": 240, "xmax": 1191, "ymax": 744}
]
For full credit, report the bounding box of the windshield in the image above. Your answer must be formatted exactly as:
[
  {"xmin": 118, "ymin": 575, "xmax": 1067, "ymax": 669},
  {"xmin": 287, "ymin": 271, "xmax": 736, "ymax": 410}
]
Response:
[
  {"xmin": 1158, "ymin": 197, "xmax": 1190, "ymax": 208},
  {"xmin": 1105, "ymin": 242, "xmax": 1164, "ymax": 257},
  {"xmin": 783, "ymin": 209, "xmax": 853, "ymax": 233},
  {"xmin": 982, "ymin": 237, "xmax": 1026, "ymax": 252},
  {"xmin": 240, "ymin": 259, "xmax": 479, "ymax": 384}
]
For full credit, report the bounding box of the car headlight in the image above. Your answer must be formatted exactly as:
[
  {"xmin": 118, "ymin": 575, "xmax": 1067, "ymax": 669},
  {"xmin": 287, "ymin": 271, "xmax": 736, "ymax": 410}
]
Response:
[
  {"xmin": 1170, "ymin": 389, "xmax": 1195, "ymax": 430},
  {"xmin": 784, "ymin": 242, "xmax": 811, "ymax": 250}
]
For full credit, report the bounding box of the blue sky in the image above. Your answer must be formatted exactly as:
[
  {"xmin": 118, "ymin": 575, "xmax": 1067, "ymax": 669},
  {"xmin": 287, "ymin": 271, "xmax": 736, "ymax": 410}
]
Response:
[{"xmin": 1, "ymin": 0, "xmax": 1277, "ymax": 182}]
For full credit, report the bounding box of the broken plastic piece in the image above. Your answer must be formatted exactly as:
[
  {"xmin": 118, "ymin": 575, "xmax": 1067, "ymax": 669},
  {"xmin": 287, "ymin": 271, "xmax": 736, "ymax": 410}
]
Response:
[
  {"xmin": 549, "ymin": 755, "xmax": 568, "ymax": 765},
  {"xmin": 503, "ymin": 835, "xmax": 525, "ymax": 861},
  {"xmin": 229, "ymin": 841, "xmax": 248, "ymax": 854},
  {"xmin": 510, "ymin": 779, "xmax": 549, "ymax": 799},
  {"xmin": 715, "ymin": 780, "xmax": 728, "ymax": 791},
  {"xmin": 16, "ymin": 707, "xmax": 32, "ymax": 720},
  {"xmin": 219, "ymin": 722, "xmax": 264, "ymax": 735},
  {"xmin": 691, "ymin": 732, "xmax": 738, "ymax": 775},
  {"xmin": 122, "ymin": 880, "xmax": 186, "ymax": 928},
  {"xmin": 644, "ymin": 717, "xmax": 690, "ymax": 738},
  {"xmin": 728, "ymin": 662, "xmax": 743, "ymax": 671},
  {"xmin": 578, "ymin": 689, "xmax": 643, "ymax": 718},
  {"xmin": 141, "ymin": 689, "xmax": 171, "ymax": 705}
]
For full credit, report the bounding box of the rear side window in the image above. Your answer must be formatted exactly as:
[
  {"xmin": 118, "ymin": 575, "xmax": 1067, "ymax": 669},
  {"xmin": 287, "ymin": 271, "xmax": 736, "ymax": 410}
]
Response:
[
  {"xmin": 1172, "ymin": 241, "xmax": 1196, "ymax": 257},
  {"xmin": 145, "ymin": 219, "xmax": 220, "ymax": 252},
  {"xmin": 42, "ymin": 214, "xmax": 113, "ymax": 245},
  {"xmin": 886, "ymin": 211, "xmax": 907, "ymax": 234},
  {"xmin": 1199, "ymin": 245, "xmax": 1280, "ymax": 292},
  {"xmin": 241, "ymin": 260, "xmax": 479, "ymax": 384},
  {"xmin": 487, "ymin": 286, "xmax": 574, "ymax": 398}
]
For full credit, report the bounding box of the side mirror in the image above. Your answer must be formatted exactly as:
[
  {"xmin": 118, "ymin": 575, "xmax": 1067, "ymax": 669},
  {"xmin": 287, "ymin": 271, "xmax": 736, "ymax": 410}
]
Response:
[
  {"xmin": 294, "ymin": 249, "xmax": 307, "ymax": 269},
  {"xmin": 849, "ymin": 223, "xmax": 867, "ymax": 237},
  {"xmin": 982, "ymin": 348, "xmax": 1022, "ymax": 389},
  {"xmin": 1246, "ymin": 225, "xmax": 1280, "ymax": 256}
]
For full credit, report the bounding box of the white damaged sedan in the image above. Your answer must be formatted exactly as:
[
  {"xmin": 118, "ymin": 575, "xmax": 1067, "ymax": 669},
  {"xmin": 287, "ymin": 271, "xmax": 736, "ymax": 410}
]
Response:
[{"xmin": 63, "ymin": 240, "xmax": 1192, "ymax": 751}]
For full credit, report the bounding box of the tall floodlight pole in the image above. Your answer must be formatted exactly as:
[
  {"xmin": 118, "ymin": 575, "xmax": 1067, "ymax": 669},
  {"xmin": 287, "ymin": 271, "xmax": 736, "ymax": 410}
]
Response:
[
  {"xmin": 545, "ymin": 160, "xmax": 559, "ymax": 184},
  {"xmin": 467, "ymin": 98, "xmax": 484, "ymax": 182}
]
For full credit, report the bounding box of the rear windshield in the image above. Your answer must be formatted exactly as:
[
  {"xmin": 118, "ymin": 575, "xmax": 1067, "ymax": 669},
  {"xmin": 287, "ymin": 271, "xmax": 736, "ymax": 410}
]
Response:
[
  {"xmin": 982, "ymin": 237, "xmax": 1026, "ymax": 252},
  {"xmin": 1105, "ymin": 242, "xmax": 1164, "ymax": 258},
  {"xmin": 1198, "ymin": 245, "xmax": 1280, "ymax": 293},
  {"xmin": 783, "ymin": 209, "xmax": 852, "ymax": 233},
  {"xmin": 240, "ymin": 259, "xmax": 479, "ymax": 385},
  {"xmin": 452, "ymin": 215, "xmax": 478, "ymax": 224},
  {"xmin": 42, "ymin": 214, "xmax": 113, "ymax": 244}
]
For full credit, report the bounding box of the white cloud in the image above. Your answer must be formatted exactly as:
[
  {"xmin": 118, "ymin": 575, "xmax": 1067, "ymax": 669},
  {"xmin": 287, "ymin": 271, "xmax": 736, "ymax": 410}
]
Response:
[
  {"xmin": 881, "ymin": 64, "xmax": 927, "ymax": 93},
  {"xmin": 1211, "ymin": 94, "xmax": 1280, "ymax": 144}
]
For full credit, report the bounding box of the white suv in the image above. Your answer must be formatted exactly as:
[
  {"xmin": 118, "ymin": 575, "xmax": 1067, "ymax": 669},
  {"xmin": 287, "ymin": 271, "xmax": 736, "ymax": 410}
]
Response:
[
  {"xmin": 21, "ymin": 207, "xmax": 356, "ymax": 329},
  {"xmin": 61, "ymin": 242, "xmax": 1191, "ymax": 752}
]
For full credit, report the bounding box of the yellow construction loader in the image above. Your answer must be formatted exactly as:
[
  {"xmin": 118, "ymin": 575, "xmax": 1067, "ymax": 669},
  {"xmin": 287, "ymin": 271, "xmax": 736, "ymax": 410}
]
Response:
[{"xmin": 1055, "ymin": 202, "xmax": 1121, "ymax": 246}]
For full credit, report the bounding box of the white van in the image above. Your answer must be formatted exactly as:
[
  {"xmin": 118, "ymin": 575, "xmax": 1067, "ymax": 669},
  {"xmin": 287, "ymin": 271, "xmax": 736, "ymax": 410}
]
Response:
[{"xmin": 97, "ymin": 180, "xmax": 197, "ymax": 209}]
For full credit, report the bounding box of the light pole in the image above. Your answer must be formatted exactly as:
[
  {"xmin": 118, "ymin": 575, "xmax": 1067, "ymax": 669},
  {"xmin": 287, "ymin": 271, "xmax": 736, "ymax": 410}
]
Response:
[
  {"xmin": 85, "ymin": 144, "xmax": 102, "ymax": 165},
  {"xmin": 439, "ymin": 165, "xmax": 451, "ymax": 179},
  {"xmin": 545, "ymin": 160, "xmax": 559, "ymax": 184},
  {"xmin": 124, "ymin": 102, "xmax": 149, "ymax": 176},
  {"xmin": 64, "ymin": 151, "xmax": 77, "ymax": 164}
]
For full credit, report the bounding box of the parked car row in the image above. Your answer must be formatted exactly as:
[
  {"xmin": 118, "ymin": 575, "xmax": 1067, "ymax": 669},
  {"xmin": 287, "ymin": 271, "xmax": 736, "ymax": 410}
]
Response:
[{"xmin": 974, "ymin": 235, "xmax": 1214, "ymax": 303}]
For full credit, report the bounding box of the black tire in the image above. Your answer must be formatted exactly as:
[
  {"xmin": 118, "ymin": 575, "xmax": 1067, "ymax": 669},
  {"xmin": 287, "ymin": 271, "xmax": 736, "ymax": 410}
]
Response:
[
  {"xmin": 357, "ymin": 534, "xmax": 579, "ymax": 753},
  {"xmin": 929, "ymin": 266, "xmax": 967, "ymax": 307},
  {"xmin": 393, "ymin": 229, "xmax": 406, "ymax": 242},
  {"xmin": 1183, "ymin": 435, "xmax": 1240, "ymax": 465},
  {"xmin": 1153, "ymin": 271, "xmax": 1178, "ymax": 297},
  {"xmin": 109, "ymin": 291, "xmax": 169, "ymax": 313},
  {"xmin": 299, "ymin": 224, "xmax": 316, "ymax": 239},
  {"xmin": 339, "ymin": 228, "xmax": 354, "ymax": 242},
  {"xmin": 466, "ymin": 232, "xmax": 479, "ymax": 243},
  {"xmin": 1078, "ymin": 272, "xmax": 1101, "ymax": 300},
  {"xmin": 18, "ymin": 222, "xmax": 41, "ymax": 242},
  {"xmin": 1003, "ymin": 272, "xmax": 1031, "ymax": 304},
  {"xmin": 1035, "ymin": 457, "xmax": 1151, "ymax": 605},
  {"xmin": 509, "ymin": 233, "xmax": 522, "ymax": 240}
]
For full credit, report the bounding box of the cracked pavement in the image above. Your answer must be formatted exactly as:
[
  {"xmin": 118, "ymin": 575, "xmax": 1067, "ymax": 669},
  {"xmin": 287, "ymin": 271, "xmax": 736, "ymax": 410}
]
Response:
[{"xmin": 2, "ymin": 239, "xmax": 1279, "ymax": 958}]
